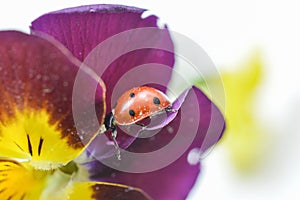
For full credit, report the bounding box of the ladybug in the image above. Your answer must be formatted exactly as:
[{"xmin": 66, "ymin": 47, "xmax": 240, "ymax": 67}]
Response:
[{"xmin": 103, "ymin": 86, "xmax": 173, "ymax": 159}]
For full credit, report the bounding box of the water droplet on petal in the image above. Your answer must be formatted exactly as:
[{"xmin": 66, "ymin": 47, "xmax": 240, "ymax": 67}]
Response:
[
  {"xmin": 36, "ymin": 74, "xmax": 42, "ymax": 80},
  {"xmin": 167, "ymin": 126, "xmax": 174, "ymax": 133},
  {"xmin": 124, "ymin": 187, "xmax": 134, "ymax": 192},
  {"xmin": 43, "ymin": 88, "xmax": 53, "ymax": 94},
  {"xmin": 187, "ymin": 148, "xmax": 201, "ymax": 165}
]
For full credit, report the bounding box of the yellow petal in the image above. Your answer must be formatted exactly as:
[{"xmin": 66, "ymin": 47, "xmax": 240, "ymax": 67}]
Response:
[
  {"xmin": 0, "ymin": 159, "xmax": 49, "ymax": 200},
  {"xmin": 213, "ymin": 51, "xmax": 270, "ymax": 172},
  {"xmin": 222, "ymin": 51, "xmax": 263, "ymax": 104},
  {"xmin": 0, "ymin": 109, "xmax": 85, "ymax": 170}
]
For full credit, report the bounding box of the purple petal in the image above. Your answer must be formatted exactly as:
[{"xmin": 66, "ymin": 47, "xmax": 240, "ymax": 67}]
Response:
[
  {"xmin": 68, "ymin": 182, "xmax": 152, "ymax": 200},
  {"xmin": 84, "ymin": 86, "xmax": 225, "ymax": 199},
  {"xmin": 31, "ymin": 4, "xmax": 175, "ymax": 151},
  {"xmin": 31, "ymin": 4, "xmax": 174, "ymax": 107},
  {"xmin": 31, "ymin": 5, "xmax": 153, "ymax": 61}
]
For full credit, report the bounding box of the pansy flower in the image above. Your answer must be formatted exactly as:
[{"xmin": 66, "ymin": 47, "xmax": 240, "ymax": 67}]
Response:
[{"xmin": 0, "ymin": 4, "xmax": 225, "ymax": 200}]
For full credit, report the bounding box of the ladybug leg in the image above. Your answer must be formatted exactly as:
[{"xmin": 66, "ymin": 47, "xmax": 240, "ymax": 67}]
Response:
[
  {"xmin": 137, "ymin": 122, "xmax": 148, "ymax": 132},
  {"xmin": 111, "ymin": 129, "xmax": 121, "ymax": 160},
  {"xmin": 165, "ymin": 107, "xmax": 177, "ymax": 113},
  {"xmin": 135, "ymin": 122, "xmax": 146, "ymax": 128},
  {"xmin": 103, "ymin": 112, "xmax": 121, "ymax": 160}
]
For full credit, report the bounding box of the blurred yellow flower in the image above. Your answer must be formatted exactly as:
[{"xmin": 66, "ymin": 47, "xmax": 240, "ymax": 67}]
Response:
[{"xmin": 220, "ymin": 51, "xmax": 270, "ymax": 173}]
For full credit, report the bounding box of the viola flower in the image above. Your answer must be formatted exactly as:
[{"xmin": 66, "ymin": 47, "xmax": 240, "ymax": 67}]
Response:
[
  {"xmin": 0, "ymin": 30, "xmax": 151, "ymax": 199},
  {"xmin": 0, "ymin": 4, "xmax": 225, "ymax": 200},
  {"xmin": 31, "ymin": 4, "xmax": 225, "ymax": 199}
]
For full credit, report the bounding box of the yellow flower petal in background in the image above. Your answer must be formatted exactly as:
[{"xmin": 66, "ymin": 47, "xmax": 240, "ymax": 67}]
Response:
[
  {"xmin": 198, "ymin": 51, "xmax": 271, "ymax": 173},
  {"xmin": 221, "ymin": 51, "xmax": 270, "ymax": 172}
]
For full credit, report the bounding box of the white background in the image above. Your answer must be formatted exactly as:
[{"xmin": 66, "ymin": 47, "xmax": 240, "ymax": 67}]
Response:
[{"xmin": 1, "ymin": 0, "xmax": 300, "ymax": 199}]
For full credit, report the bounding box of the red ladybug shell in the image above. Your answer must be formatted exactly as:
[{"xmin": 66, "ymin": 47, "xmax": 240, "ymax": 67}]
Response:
[{"xmin": 113, "ymin": 86, "xmax": 171, "ymax": 125}]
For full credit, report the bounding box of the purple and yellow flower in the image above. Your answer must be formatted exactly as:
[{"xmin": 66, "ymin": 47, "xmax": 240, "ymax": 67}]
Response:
[{"xmin": 0, "ymin": 4, "xmax": 225, "ymax": 199}]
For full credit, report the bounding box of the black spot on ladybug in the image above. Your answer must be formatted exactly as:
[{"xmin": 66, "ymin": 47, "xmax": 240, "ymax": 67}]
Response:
[
  {"xmin": 129, "ymin": 92, "xmax": 135, "ymax": 98},
  {"xmin": 153, "ymin": 97, "xmax": 161, "ymax": 105},
  {"xmin": 129, "ymin": 109, "xmax": 135, "ymax": 117}
]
